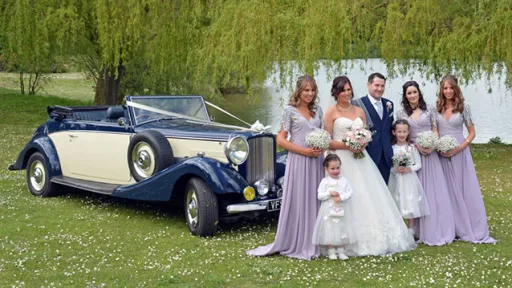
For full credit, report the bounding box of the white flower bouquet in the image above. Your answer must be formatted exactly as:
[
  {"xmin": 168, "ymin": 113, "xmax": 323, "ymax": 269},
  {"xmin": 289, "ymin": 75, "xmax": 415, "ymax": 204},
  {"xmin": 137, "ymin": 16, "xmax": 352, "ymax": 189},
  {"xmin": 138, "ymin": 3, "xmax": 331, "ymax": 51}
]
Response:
[
  {"xmin": 436, "ymin": 135, "xmax": 459, "ymax": 160},
  {"xmin": 392, "ymin": 150, "xmax": 412, "ymax": 167},
  {"xmin": 305, "ymin": 128, "xmax": 331, "ymax": 150},
  {"xmin": 416, "ymin": 131, "xmax": 438, "ymax": 149},
  {"xmin": 435, "ymin": 136, "xmax": 459, "ymax": 153},
  {"xmin": 342, "ymin": 126, "xmax": 374, "ymax": 159}
]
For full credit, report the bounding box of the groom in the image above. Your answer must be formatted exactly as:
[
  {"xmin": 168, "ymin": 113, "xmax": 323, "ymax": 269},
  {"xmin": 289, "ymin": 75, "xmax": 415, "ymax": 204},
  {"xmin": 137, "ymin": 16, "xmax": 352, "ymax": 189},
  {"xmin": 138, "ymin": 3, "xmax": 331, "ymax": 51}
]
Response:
[{"xmin": 353, "ymin": 73, "xmax": 394, "ymax": 184}]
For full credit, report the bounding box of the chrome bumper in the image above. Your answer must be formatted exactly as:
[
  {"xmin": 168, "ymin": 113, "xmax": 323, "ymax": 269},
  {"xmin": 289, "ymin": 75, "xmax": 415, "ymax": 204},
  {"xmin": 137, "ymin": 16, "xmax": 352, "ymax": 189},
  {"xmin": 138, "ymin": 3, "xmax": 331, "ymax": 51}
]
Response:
[{"xmin": 226, "ymin": 199, "xmax": 280, "ymax": 214}]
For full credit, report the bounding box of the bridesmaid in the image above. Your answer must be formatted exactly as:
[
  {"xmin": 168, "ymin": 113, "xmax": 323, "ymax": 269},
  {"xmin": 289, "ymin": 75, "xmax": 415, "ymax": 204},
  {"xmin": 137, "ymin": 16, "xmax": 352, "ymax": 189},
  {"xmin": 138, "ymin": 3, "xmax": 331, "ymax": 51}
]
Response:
[
  {"xmin": 435, "ymin": 75, "xmax": 496, "ymax": 244},
  {"xmin": 247, "ymin": 75, "xmax": 324, "ymax": 260},
  {"xmin": 395, "ymin": 81, "xmax": 455, "ymax": 246}
]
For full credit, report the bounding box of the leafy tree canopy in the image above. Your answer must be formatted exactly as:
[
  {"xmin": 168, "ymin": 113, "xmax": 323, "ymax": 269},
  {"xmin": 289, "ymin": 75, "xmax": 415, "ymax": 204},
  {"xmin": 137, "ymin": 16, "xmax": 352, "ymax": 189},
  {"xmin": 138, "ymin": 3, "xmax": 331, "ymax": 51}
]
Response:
[{"xmin": 1, "ymin": 0, "xmax": 511, "ymax": 103}]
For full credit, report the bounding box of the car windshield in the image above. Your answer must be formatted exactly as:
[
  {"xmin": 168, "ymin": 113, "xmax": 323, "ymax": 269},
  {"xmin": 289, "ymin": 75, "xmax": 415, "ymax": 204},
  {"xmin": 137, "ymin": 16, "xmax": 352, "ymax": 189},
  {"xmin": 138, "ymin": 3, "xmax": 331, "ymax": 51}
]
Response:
[{"xmin": 129, "ymin": 96, "xmax": 210, "ymax": 125}]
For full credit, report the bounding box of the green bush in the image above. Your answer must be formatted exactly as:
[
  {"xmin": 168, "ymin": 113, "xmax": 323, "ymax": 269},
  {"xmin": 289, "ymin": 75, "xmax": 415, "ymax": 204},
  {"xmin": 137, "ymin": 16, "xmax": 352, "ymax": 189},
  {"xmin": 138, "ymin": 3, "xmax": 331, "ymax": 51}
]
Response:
[
  {"xmin": 488, "ymin": 136, "xmax": 504, "ymax": 145},
  {"xmin": 0, "ymin": 54, "xmax": 15, "ymax": 72}
]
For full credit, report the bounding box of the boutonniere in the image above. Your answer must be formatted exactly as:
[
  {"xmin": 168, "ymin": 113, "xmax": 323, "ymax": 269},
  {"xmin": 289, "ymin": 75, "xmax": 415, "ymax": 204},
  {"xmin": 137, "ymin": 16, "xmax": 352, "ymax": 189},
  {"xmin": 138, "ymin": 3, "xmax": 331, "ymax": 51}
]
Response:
[
  {"xmin": 386, "ymin": 102, "xmax": 393, "ymax": 111},
  {"xmin": 291, "ymin": 114, "xmax": 299, "ymax": 122}
]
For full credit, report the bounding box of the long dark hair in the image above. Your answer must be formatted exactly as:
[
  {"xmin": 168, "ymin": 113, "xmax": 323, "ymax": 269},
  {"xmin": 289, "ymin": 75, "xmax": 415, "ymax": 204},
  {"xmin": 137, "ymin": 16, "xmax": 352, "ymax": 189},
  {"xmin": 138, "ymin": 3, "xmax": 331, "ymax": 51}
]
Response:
[
  {"xmin": 331, "ymin": 76, "xmax": 354, "ymax": 101},
  {"xmin": 323, "ymin": 153, "xmax": 341, "ymax": 168},
  {"xmin": 289, "ymin": 75, "xmax": 318, "ymax": 117},
  {"xmin": 436, "ymin": 75, "xmax": 465, "ymax": 114},
  {"xmin": 401, "ymin": 81, "xmax": 427, "ymax": 116},
  {"xmin": 391, "ymin": 119, "xmax": 412, "ymax": 145}
]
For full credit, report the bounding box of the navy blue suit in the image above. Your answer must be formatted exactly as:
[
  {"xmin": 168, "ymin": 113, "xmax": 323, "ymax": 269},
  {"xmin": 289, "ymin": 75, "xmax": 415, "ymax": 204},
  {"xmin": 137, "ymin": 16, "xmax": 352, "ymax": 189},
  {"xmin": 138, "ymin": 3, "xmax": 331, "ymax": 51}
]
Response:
[{"xmin": 354, "ymin": 96, "xmax": 394, "ymax": 184}]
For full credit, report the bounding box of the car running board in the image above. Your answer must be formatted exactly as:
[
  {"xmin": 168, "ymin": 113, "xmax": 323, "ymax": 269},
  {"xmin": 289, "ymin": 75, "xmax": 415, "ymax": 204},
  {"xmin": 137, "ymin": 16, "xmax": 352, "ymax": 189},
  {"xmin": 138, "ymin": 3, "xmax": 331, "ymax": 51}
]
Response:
[{"xmin": 51, "ymin": 176, "xmax": 120, "ymax": 195}]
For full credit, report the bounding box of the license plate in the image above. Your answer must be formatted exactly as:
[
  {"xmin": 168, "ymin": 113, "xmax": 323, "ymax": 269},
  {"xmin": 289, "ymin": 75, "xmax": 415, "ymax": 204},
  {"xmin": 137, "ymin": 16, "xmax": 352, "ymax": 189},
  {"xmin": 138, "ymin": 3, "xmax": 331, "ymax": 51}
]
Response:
[{"xmin": 267, "ymin": 199, "xmax": 282, "ymax": 212}]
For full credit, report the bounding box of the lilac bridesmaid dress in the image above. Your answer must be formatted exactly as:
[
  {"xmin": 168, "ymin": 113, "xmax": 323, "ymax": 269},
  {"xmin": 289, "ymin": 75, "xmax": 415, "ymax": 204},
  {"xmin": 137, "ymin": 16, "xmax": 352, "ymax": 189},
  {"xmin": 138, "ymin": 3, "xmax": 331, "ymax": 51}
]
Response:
[
  {"xmin": 396, "ymin": 105, "xmax": 455, "ymax": 246},
  {"xmin": 436, "ymin": 104, "xmax": 496, "ymax": 244},
  {"xmin": 247, "ymin": 105, "xmax": 323, "ymax": 260}
]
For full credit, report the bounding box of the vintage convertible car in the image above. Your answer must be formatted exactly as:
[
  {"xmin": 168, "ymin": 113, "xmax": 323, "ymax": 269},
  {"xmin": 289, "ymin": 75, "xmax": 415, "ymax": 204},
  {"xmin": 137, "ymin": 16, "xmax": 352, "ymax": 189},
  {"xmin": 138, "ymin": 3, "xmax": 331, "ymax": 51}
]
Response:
[{"xmin": 9, "ymin": 96, "xmax": 286, "ymax": 237}]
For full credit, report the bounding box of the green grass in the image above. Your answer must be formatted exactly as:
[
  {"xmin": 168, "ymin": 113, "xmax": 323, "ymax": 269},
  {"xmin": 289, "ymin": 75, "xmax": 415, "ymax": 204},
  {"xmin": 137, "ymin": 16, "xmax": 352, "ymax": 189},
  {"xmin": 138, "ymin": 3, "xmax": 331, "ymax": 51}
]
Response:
[
  {"xmin": 0, "ymin": 72, "xmax": 94, "ymax": 101},
  {"xmin": 0, "ymin": 88, "xmax": 511, "ymax": 287}
]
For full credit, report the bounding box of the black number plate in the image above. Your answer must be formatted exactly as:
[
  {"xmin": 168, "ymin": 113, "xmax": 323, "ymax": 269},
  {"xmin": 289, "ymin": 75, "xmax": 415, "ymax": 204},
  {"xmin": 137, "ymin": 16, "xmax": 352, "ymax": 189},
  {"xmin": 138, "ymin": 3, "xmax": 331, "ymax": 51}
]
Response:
[{"xmin": 267, "ymin": 199, "xmax": 282, "ymax": 212}]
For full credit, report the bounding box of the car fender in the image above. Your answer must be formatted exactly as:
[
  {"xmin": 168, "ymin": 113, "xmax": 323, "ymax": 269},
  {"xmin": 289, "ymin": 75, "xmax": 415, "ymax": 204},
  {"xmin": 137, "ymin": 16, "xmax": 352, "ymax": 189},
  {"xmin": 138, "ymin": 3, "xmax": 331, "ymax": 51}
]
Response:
[
  {"xmin": 275, "ymin": 150, "xmax": 287, "ymax": 179},
  {"xmin": 9, "ymin": 127, "xmax": 62, "ymax": 178},
  {"xmin": 113, "ymin": 157, "xmax": 249, "ymax": 201}
]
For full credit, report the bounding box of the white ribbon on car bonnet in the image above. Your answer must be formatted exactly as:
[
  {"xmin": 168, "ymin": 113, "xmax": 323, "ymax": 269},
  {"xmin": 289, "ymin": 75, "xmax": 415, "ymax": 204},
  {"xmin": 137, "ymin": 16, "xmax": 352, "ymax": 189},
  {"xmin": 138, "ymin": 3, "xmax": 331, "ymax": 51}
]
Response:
[{"xmin": 205, "ymin": 101, "xmax": 271, "ymax": 132}]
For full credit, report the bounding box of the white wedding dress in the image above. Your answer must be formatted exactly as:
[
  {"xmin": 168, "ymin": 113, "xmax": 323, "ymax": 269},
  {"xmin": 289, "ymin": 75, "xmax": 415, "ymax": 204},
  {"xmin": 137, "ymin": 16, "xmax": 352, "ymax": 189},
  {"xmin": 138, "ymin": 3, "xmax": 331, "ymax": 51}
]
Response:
[{"xmin": 331, "ymin": 117, "xmax": 416, "ymax": 256}]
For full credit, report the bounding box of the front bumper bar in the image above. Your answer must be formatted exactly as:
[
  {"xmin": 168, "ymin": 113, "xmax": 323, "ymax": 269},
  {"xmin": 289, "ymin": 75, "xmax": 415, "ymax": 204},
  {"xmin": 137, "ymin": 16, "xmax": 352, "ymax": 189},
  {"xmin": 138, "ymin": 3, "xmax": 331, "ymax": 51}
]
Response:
[{"xmin": 226, "ymin": 199, "xmax": 279, "ymax": 214}]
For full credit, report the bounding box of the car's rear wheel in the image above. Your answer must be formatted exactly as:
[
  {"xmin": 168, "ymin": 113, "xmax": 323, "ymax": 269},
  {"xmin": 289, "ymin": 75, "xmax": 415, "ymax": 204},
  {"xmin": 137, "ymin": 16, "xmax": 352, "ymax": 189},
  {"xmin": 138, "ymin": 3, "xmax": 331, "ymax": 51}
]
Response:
[
  {"xmin": 184, "ymin": 177, "xmax": 218, "ymax": 237},
  {"xmin": 128, "ymin": 130, "xmax": 175, "ymax": 182},
  {"xmin": 26, "ymin": 152, "xmax": 61, "ymax": 197}
]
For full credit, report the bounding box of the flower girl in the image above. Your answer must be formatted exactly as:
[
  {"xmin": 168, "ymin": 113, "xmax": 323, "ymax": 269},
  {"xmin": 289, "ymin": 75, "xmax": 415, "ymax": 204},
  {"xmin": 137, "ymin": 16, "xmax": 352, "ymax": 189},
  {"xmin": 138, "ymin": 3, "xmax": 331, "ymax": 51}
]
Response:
[
  {"xmin": 312, "ymin": 154, "xmax": 355, "ymax": 260},
  {"xmin": 388, "ymin": 120, "xmax": 430, "ymax": 236}
]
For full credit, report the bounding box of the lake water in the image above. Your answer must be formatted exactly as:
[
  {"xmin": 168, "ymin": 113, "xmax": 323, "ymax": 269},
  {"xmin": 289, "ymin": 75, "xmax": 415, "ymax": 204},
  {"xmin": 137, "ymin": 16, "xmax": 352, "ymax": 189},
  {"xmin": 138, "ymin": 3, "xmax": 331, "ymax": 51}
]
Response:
[{"xmin": 213, "ymin": 59, "xmax": 511, "ymax": 144}]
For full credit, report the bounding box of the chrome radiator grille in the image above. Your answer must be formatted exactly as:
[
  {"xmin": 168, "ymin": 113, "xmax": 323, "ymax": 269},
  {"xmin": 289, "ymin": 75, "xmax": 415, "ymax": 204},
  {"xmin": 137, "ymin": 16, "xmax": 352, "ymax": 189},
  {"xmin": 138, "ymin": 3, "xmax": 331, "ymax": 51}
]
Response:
[{"xmin": 246, "ymin": 136, "xmax": 275, "ymax": 185}]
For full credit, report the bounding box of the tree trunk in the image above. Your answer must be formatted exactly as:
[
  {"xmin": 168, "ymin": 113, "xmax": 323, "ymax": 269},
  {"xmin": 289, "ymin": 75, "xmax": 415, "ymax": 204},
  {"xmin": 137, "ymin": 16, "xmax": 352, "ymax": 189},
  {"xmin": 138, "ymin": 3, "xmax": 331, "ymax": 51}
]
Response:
[
  {"xmin": 94, "ymin": 64, "xmax": 125, "ymax": 105},
  {"xmin": 28, "ymin": 72, "xmax": 41, "ymax": 95},
  {"xmin": 19, "ymin": 71, "xmax": 25, "ymax": 95}
]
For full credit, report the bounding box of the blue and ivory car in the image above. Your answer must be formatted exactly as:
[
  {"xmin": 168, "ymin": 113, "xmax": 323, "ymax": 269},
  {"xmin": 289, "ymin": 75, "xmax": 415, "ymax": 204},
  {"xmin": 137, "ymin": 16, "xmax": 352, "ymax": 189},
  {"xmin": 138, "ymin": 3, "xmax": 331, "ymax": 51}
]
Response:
[{"xmin": 9, "ymin": 96, "xmax": 285, "ymax": 237}]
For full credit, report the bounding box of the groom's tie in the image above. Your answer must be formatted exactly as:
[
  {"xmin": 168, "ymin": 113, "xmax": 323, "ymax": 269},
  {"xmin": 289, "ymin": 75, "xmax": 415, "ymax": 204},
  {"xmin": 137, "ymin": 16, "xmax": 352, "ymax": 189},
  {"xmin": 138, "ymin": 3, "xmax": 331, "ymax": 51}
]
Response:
[{"xmin": 376, "ymin": 101, "xmax": 383, "ymax": 119}]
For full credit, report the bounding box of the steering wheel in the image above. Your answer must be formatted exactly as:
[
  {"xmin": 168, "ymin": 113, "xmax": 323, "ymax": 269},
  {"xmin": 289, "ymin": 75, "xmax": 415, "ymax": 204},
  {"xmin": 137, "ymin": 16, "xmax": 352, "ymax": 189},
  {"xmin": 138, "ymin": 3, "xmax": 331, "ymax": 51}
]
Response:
[{"xmin": 135, "ymin": 114, "xmax": 153, "ymax": 122}]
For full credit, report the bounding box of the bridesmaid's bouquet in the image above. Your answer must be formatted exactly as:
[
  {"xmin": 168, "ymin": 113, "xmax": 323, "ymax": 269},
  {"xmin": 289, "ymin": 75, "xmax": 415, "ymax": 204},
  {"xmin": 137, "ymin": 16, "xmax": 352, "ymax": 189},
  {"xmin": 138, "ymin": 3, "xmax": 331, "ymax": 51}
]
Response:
[
  {"xmin": 305, "ymin": 128, "xmax": 331, "ymax": 150},
  {"xmin": 392, "ymin": 150, "xmax": 412, "ymax": 167},
  {"xmin": 416, "ymin": 131, "xmax": 438, "ymax": 149},
  {"xmin": 342, "ymin": 126, "xmax": 373, "ymax": 159},
  {"xmin": 436, "ymin": 135, "xmax": 459, "ymax": 160}
]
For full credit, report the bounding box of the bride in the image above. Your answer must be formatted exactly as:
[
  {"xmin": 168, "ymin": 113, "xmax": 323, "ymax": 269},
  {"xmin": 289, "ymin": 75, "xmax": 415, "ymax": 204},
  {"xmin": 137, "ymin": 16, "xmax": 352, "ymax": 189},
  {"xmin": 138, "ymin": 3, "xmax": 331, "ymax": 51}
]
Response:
[{"xmin": 323, "ymin": 76, "xmax": 416, "ymax": 256}]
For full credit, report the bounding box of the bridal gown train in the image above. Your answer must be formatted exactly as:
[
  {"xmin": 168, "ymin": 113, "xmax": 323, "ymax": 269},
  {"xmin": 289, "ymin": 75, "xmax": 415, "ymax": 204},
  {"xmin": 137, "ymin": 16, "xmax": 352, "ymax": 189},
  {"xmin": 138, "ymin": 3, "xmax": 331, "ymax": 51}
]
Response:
[{"xmin": 331, "ymin": 117, "xmax": 416, "ymax": 256}]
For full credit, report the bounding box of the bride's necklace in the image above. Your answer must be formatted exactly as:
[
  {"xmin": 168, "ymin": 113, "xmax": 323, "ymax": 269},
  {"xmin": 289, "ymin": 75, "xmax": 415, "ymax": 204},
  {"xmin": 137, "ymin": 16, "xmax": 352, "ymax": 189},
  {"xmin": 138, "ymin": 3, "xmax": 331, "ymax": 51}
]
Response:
[{"xmin": 336, "ymin": 103, "xmax": 352, "ymax": 112}]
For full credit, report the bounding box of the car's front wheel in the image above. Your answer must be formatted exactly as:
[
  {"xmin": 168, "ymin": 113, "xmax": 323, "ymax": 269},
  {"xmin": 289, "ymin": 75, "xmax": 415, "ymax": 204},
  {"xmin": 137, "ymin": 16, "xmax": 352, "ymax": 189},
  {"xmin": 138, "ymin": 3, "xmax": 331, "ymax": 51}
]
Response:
[
  {"xmin": 184, "ymin": 177, "xmax": 218, "ymax": 237},
  {"xmin": 26, "ymin": 152, "xmax": 61, "ymax": 197}
]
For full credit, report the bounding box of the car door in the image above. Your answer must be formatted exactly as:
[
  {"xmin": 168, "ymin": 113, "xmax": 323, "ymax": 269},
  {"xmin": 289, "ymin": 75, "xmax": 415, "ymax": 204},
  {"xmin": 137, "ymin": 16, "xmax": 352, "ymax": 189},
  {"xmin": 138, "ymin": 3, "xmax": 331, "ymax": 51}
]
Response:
[
  {"xmin": 72, "ymin": 123, "xmax": 134, "ymax": 184},
  {"xmin": 51, "ymin": 121, "xmax": 134, "ymax": 184}
]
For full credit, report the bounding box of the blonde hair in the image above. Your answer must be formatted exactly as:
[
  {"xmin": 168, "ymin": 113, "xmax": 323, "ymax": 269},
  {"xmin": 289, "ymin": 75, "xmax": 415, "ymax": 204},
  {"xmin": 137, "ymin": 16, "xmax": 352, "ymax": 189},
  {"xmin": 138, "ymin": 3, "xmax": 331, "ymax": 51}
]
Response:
[
  {"xmin": 288, "ymin": 75, "xmax": 318, "ymax": 117},
  {"xmin": 436, "ymin": 75, "xmax": 465, "ymax": 113}
]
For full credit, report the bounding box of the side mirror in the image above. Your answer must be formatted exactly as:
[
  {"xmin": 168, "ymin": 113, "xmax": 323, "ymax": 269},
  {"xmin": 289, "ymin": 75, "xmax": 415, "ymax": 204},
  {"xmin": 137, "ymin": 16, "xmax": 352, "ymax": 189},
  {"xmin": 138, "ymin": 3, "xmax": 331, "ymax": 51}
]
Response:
[
  {"xmin": 210, "ymin": 115, "xmax": 215, "ymax": 122},
  {"xmin": 117, "ymin": 117, "xmax": 127, "ymax": 126}
]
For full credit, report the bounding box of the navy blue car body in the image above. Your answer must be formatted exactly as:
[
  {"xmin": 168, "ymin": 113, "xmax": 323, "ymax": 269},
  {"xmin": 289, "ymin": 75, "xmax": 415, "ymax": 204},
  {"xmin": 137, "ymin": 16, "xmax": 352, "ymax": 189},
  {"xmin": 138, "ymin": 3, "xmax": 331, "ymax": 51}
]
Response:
[{"xmin": 9, "ymin": 96, "xmax": 286, "ymax": 236}]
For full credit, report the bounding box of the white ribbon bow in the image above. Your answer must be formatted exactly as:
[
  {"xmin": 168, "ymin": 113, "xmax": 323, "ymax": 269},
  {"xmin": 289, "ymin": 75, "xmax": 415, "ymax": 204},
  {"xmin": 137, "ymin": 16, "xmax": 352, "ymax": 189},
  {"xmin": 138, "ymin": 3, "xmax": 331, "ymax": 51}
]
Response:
[{"xmin": 250, "ymin": 120, "xmax": 272, "ymax": 132}]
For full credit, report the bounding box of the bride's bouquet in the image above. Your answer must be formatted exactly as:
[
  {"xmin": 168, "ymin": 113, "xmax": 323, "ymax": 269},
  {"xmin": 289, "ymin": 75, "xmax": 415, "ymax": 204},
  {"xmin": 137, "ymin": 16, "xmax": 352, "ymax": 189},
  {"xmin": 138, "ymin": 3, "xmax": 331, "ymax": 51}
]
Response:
[
  {"xmin": 435, "ymin": 135, "xmax": 459, "ymax": 160},
  {"xmin": 342, "ymin": 126, "xmax": 373, "ymax": 159},
  {"xmin": 416, "ymin": 131, "xmax": 438, "ymax": 149},
  {"xmin": 305, "ymin": 128, "xmax": 331, "ymax": 150},
  {"xmin": 392, "ymin": 150, "xmax": 412, "ymax": 167}
]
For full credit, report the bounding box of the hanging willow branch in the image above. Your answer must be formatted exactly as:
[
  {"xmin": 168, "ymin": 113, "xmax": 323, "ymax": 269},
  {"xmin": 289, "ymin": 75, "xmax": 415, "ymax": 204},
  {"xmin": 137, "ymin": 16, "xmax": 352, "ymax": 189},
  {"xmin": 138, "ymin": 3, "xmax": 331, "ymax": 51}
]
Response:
[{"xmin": 1, "ymin": 0, "xmax": 511, "ymax": 102}]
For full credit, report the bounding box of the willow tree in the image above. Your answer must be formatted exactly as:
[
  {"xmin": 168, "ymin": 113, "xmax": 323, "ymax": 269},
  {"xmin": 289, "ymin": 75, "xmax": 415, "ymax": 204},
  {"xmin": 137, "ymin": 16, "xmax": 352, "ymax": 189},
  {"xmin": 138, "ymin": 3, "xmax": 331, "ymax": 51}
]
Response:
[
  {"xmin": 1, "ymin": 0, "xmax": 58, "ymax": 94},
  {"xmin": 194, "ymin": 0, "xmax": 511, "ymax": 88},
  {"xmin": 1, "ymin": 0, "xmax": 510, "ymax": 103}
]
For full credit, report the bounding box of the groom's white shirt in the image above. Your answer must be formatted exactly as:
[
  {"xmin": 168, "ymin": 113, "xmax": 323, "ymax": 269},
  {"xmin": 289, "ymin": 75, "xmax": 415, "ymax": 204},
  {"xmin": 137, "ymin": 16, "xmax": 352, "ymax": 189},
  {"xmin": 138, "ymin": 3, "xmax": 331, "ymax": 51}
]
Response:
[{"xmin": 367, "ymin": 94, "xmax": 383, "ymax": 114}]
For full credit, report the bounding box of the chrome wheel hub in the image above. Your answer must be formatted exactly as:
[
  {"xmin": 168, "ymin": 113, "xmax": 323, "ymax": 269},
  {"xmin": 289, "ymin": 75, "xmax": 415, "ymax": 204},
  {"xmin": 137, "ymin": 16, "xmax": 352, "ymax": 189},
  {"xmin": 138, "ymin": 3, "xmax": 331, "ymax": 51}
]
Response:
[
  {"xmin": 29, "ymin": 160, "xmax": 46, "ymax": 191},
  {"xmin": 186, "ymin": 189, "xmax": 199, "ymax": 228},
  {"xmin": 137, "ymin": 150, "xmax": 151, "ymax": 169},
  {"xmin": 132, "ymin": 142, "xmax": 155, "ymax": 179}
]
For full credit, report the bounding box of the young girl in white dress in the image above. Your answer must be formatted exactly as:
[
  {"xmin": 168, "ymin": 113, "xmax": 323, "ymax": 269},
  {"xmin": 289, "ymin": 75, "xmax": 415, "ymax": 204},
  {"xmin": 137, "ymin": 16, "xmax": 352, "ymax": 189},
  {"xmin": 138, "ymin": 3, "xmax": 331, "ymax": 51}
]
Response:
[
  {"xmin": 312, "ymin": 154, "xmax": 355, "ymax": 260},
  {"xmin": 388, "ymin": 120, "xmax": 430, "ymax": 237}
]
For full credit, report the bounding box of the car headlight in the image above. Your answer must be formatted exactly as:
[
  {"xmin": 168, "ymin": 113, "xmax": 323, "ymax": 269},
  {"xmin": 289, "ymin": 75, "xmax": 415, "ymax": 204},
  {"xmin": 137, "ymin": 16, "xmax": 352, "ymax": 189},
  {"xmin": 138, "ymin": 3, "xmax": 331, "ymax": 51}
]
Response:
[
  {"xmin": 243, "ymin": 186, "xmax": 255, "ymax": 201},
  {"xmin": 277, "ymin": 176, "xmax": 284, "ymax": 187},
  {"xmin": 224, "ymin": 136, "xmax": 249, "ymax": 165},
  {"xmin": 254, "ymin": 179, "xmax": 269, "ymax": 196}
]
